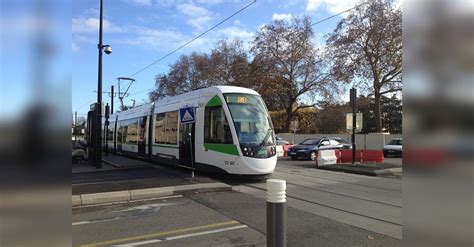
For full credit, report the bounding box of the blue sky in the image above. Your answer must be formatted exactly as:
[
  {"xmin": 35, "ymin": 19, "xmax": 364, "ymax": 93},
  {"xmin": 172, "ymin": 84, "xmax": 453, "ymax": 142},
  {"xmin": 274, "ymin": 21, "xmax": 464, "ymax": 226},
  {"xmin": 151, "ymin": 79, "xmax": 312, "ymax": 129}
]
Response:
[{"xmin": 72, "ymin": 0, "xmax": 363, "ymax": 117}]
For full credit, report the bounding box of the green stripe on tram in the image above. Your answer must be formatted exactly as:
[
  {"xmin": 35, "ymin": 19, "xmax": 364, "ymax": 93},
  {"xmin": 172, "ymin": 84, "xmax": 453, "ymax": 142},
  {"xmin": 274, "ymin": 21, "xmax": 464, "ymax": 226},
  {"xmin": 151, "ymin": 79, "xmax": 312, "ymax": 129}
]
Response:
[
  {"xmin": 204, "ymin": 143, "xmax": 240, "ymax": 156},
  {"xmin": 206, "ymin": 95, "xmax": 222, "ymax": 107}
]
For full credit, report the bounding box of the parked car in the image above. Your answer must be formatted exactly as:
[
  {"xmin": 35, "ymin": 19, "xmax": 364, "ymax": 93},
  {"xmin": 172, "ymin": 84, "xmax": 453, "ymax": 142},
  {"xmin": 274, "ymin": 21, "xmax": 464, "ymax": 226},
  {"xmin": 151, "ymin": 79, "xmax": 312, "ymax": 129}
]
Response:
[
  {"xmin": 383, "ymin": 138, "xmax": 402, "ymax": 157},
  {"xmin": 275, "ymin": 136, "xmax": 292, "ymax": 146},
  {"xmin": 288, "ymin": 137, "xmax": 352, "ymax": 161}
]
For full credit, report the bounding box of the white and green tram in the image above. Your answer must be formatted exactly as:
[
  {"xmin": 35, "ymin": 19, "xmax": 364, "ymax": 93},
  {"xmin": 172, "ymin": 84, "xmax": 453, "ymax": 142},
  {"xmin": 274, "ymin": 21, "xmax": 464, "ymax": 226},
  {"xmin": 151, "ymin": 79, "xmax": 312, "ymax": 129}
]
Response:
[{"xmin": 103, "ymin": 86, "xmax": 277, "ymax": 175}]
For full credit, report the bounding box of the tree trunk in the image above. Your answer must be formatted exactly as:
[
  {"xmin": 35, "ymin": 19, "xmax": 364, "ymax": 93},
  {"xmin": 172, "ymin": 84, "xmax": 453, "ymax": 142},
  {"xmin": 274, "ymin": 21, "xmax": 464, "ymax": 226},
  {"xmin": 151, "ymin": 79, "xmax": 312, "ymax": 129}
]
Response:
[
  {"xmin": 374, "ymin": 89, "xmax": 382, "ymax": 132},
  {"xmin": 284, "ymin": 107, "xmax": 293, "ymax": 133}
]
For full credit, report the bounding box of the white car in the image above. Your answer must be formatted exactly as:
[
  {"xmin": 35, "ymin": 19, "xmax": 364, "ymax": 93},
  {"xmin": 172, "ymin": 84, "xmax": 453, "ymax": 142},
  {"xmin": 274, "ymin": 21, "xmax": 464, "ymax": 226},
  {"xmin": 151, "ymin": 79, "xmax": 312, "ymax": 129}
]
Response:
[{"xmin": 383, "ymin": 138, "xmax": 402, "ymax": 157}]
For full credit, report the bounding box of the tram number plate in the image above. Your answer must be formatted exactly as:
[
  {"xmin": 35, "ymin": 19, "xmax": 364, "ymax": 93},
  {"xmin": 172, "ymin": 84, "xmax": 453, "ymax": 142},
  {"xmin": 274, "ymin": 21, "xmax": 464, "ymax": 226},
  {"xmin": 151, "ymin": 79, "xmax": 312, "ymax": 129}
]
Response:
[
  {"xmin": 289, "ymin": 152, "xmax": 296, "ymax": 155},
  {"xmin": 225, "ymin": 161, "xmax": 237, "ymax": 166}
]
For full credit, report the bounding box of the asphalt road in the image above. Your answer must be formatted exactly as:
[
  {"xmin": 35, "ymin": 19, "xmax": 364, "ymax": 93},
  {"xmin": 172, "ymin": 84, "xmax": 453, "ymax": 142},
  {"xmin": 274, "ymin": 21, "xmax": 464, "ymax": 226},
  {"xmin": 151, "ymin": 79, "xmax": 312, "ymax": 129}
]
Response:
[
  {"xmin": 73, "ymin": 157, "xmax": 402, "ymax": 246},
  {"xmin": 238, "ymin": 158, "xmax": 403, "ymax": 239},
  {"xmin": 384, "ymin": 157, "xmax": 403, "ymax": 166}
]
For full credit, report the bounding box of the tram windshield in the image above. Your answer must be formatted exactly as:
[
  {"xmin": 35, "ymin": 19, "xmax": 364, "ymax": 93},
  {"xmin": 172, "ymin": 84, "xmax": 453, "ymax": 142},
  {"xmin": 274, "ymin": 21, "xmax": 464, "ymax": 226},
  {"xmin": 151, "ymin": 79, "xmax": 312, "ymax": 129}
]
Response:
[{"xmin": 224, "ymin": 93, "xmax": 274, "ymax": 146}]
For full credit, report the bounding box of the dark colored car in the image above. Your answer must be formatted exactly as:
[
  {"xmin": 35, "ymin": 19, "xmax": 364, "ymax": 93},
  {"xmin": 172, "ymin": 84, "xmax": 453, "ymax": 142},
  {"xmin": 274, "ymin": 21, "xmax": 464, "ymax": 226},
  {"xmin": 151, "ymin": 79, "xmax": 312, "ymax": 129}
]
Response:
[{"xmin": 288, "ymin": 137, "xmax": 352, "ymax": 160}]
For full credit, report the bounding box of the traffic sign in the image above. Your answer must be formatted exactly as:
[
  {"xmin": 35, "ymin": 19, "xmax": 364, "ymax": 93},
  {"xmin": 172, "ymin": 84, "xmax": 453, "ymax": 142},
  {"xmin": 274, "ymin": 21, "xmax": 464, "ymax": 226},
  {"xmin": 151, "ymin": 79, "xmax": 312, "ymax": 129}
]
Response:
[
  {"xmin": 180, "ymin": 107, "xmax": 195, "ymax": 124},
  {"xmin": 346, "ymin": 112, "xmax": 363, "ymax": 132}
]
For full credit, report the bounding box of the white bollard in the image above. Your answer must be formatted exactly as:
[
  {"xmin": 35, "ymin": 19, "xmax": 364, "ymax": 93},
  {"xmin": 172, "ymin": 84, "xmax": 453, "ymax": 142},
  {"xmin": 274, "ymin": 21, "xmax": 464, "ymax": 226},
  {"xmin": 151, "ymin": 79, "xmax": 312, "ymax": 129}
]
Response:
[{"xmin": 267, "ymin": 179, "xmax": 287, "ymax": 247}]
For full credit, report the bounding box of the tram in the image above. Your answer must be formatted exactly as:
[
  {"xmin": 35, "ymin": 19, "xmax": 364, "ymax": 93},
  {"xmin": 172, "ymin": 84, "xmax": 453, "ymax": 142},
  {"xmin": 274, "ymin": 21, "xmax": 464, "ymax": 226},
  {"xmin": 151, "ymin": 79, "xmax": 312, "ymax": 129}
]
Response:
[{"xmin": 103, "ymin": 86, "xmax": 277, "ymax": 175}]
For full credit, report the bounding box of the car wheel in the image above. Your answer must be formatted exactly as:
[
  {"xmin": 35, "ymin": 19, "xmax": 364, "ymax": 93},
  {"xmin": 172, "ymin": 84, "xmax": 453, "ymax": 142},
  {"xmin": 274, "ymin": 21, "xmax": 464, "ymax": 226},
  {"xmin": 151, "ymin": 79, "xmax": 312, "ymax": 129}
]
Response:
[{"xmin": 310, "ymin": 151, "xmax": 317, "ymax": 161}]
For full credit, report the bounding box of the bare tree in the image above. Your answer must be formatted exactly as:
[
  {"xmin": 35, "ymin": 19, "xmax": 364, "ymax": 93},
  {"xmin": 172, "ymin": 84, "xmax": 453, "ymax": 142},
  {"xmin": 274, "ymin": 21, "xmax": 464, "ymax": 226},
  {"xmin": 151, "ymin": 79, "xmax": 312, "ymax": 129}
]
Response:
[
  {"xmin": 326, "ymin": 0, "xmax": 402, "ymax": 132},
  {"xmin": 251, "ymin": 16, "xmax": 332, "ymax": 132},
  {"xmin": 149, "ymin": 52, "xmax": 211, "ymax": 101},
  {"xmin": 149, "ymin": 39, "xmax": 252, "ymax": 101},
  {"xmin": 208, "ymin": 39, "xmax": 250, "ymax": 87}
]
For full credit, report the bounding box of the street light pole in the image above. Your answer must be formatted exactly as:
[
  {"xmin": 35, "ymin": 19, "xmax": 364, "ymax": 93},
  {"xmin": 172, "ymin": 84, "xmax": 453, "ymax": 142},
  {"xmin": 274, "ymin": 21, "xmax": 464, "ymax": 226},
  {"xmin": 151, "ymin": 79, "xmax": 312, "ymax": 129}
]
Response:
[
  {"xmin": 95, "ymin": 0, "xmax": 104, "ymax": 168},
  {"xmin": 350, "ymin": 88, "xmax": 357, "ymax": 164}
]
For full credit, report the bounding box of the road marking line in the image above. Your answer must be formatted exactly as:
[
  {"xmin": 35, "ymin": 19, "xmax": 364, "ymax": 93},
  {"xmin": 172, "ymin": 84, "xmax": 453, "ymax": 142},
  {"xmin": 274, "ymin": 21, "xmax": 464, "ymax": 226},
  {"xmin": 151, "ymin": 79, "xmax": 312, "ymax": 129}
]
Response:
[
  {"xmin": 114, "ymin": 239, "xmax": 162, "ymax": 246},
  {"xmin": 79, "ymin": 220, "xmax": 240, "ymax": 247},
  {"xmin": 114, "ymin": 225, "xmax": 248, "ymax": 247},
  {"xmin": 72, "ymin": 221, "xmax": 90, "ymax": 226},
  {"xmin": 73, "ymin": 195, "xmax": 183, "ymax": 209},
  {"xmin": 163, "ymin": 225, "xmax": 248, "ymax": 241}
]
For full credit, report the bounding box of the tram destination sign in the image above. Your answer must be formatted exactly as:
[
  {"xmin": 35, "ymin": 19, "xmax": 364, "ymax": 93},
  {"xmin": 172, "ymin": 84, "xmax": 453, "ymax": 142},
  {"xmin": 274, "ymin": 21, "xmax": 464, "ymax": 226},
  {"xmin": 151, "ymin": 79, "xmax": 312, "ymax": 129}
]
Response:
[{"xmin": 180, "ymin": 107, "xmax": 195, "ymax": 124}]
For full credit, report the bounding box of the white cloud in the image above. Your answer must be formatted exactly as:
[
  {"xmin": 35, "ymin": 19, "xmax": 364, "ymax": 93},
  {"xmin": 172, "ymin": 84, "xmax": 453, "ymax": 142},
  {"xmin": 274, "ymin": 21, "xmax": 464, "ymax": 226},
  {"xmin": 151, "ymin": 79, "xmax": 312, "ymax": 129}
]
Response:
[
  {"xmin": 272, "ymin": 13, "xmax": 293, "ymax": 21},
  {"xmin": 124, "ymin": 0, "xmax": 152, "ymax": 6},
  {"xmin": 217, "ymin": 26, "xmax": 254, "ymax": 41},
  {"xmin": 177, "ymin": 3, "xmax": 213, "ymax": 30},
  {"xmin": 118, "ymin": 26, "xmax": 187, "ymax": 50},
  {"xmin": 72, "ymin": 43, "xmax": 80, "ymax": 52},
  {"xmin": 72, "ymin": 17, "xmax": 124, "ymax": 33},
  {"xmin": 177, "ymin": 3, "xmax": 210, "ymax": 17},
  {"xmin": 306, "ymin": 0, "xmax": 358, "ymax": 14},
  {"xmin": 196, "ymin": 0, "xmax": 223, "ymax": 4}
]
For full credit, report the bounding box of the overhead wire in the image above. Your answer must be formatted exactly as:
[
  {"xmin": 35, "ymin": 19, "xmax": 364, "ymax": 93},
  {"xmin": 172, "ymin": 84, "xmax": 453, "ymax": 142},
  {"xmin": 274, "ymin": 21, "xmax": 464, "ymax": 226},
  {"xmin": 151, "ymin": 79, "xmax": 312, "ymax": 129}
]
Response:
[
  {"xmin": 75, "ymin": 0, "xmax": 256, "ymax": 113},
  {"xmin": 132, "ymin": 1, "xmax": 369, "ymax": 102}
]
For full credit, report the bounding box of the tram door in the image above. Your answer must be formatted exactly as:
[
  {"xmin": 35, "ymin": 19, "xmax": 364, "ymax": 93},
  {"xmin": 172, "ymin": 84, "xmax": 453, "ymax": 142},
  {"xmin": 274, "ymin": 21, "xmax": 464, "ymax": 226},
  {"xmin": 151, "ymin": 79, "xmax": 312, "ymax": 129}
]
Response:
[
  {"xmin": 117, "ymin": 122, "xmax": 122, "ymax": 153},
  {"xmin": 179, "ymin": 123, "xmax": 195, "ymax": 167},
  {"xmin": 137, "ymin": 116, "xmax": 147, "ymax": 158}
]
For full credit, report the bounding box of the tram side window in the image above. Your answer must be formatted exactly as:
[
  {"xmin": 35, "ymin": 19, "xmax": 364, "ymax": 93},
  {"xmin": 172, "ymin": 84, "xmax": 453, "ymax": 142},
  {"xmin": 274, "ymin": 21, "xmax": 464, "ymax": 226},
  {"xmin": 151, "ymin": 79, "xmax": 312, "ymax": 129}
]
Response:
[
  {"xmin": 138, "ymin": 117, "xmax": 147, "ymax": 143},
  {"xmin": 155, "ymin": 113, "xmax": 166, "ymax": 143},
  {"xmin": 122, "ymin": 121, "xmax": 128, "ymax": 143},
  {"xmin": 155, "ymin": 111, "xmax": 178, "ymax": 145},
  {"xmin": 126, "ymin": 119, "xmax": 138, "ymax": 144},
  {"xmin": 107, "ymin": 123, "xmax": 114, "ymax": 141},
  {"xmin": 117, "ymin": 122, "xmax": 123, "ymax": 143},
  {"xmin": 204, "ymin": 106, "xmax": 233, "ymax": 144},
  {"xmin": 165, "ymin": 111, "xmax": 178, "ymax": 145}
]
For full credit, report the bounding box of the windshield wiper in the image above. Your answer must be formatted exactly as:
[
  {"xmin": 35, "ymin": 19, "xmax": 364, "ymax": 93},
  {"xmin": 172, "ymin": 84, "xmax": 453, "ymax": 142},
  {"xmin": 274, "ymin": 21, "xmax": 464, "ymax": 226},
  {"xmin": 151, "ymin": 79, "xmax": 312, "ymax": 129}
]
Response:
[{"xmin": 259, "ymin": 128, "xmax": 273, "ymax": 147}]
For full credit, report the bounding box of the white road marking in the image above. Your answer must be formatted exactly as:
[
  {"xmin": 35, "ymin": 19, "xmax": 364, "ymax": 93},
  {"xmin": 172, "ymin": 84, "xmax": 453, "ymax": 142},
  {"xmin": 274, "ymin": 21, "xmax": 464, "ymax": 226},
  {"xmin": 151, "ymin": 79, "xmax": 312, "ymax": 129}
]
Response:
[
  {"xmin": 114, "ymin": 225, "xmax": 248, "ymax": 246},
  {"xmin": 72, "ymin": 221, "xmax": 90, "ymax": 226},
  {"xmin": 114, "ymin": 239, "xmax": 162, "ymax": 246},
  {"xmin": 163, "ymin": 225, "xmax": 248, "ymax": 241}
]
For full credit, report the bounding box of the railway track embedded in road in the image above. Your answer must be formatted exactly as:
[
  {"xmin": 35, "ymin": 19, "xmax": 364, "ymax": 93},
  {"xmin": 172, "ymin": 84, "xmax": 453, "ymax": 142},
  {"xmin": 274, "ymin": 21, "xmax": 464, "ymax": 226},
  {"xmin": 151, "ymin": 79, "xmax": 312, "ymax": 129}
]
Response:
[{"xmin": 242, "ymin": 184, "xmax": 402, "ymax": 227}]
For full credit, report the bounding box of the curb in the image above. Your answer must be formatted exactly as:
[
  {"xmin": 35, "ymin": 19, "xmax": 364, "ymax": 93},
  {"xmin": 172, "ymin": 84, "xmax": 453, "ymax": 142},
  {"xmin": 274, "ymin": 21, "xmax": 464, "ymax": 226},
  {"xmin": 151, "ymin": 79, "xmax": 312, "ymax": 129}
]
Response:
[
  {"xmin": 374, "ymin": 167, "xmax": 402, "ymax": 176},
  {"xmin": 102, "ymin": 158, "xmax": 151, "ymax": 169},
  {"xmin": 318, "ymin": 165, "xmax": 402, "ymax": 177},
  {"xmin": 72, "ymin": 182, "xmax": 232, "ymax": 207}
]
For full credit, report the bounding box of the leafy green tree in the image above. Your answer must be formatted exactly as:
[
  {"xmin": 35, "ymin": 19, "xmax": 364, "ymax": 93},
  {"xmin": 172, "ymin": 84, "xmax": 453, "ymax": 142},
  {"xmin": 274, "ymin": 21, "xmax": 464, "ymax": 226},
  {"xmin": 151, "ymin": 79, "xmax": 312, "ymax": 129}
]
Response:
[
  {"xmin": 251, "ymin": 16, "xmax": 333, "ymax": 132},
  {"xmin": 326, "ymin": 0, "xmax": 402, "ymax": 132}
]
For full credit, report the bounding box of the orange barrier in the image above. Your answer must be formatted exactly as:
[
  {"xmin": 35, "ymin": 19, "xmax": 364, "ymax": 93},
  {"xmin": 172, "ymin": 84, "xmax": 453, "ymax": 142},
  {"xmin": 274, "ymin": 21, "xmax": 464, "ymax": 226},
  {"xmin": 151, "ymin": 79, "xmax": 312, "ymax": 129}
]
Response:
[
  {"xmin": 362, "ymin": 150, "xmax": 384, "ymax": 163},
  {"xmin": 340, "ymin": 149, "xmax": 362, "ymax": 163},
  {"xmin": 283, "ymin": 144, "xmax": 291, "ymax": 157}
]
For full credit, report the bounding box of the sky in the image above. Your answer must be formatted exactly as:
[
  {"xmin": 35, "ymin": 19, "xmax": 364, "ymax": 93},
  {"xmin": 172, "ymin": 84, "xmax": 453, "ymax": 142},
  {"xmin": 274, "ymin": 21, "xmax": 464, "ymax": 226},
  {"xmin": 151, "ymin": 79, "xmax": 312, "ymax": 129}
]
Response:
[{"xmin": 71, "ymin": 0, "xmax": 364, "ymax": 117}]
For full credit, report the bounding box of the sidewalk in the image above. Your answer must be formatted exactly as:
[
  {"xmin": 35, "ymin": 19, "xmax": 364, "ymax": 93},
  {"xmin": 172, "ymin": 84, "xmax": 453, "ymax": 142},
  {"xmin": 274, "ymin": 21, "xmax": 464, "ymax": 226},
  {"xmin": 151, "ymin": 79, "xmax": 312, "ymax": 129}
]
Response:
[{"xmin": 72, "ymin": 153, "xmax": 231, "ymax": 206}]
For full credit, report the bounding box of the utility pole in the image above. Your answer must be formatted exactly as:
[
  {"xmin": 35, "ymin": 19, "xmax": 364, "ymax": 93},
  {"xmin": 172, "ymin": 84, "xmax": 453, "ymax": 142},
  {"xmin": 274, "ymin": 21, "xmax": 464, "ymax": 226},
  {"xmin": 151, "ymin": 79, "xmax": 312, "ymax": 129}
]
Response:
[
  {"xmin": 350, "ymin": 88, "xmax": 357, "ymax": 164},
  {"xmin": 111, "ymin": 85, "xmax": 114, "ymax": 113},
  {"xmin": 94, "ymin": 0, "xmax": 112, "ymax": 168},
  {"xmin": 105, "ymin": 103, "xmax": 110, "ymax": 156},
  {"xmin": 95, "ymin": 0, "xmax": 104, "ymax": 169},
  {"xmin": 74, "ymin": 111, "xmax": 77, "ymax": 142}
]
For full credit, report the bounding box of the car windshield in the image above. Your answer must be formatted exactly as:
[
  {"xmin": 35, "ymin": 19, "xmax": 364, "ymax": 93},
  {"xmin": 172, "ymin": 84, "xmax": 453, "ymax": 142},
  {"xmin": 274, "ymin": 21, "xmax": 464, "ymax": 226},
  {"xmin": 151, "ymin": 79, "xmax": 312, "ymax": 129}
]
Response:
[
  {"xmin": 300, "ymin": 139, "xmax": 319, "ymax": 145},
  {"xmin": 389, "ymin": 139, "xmax": 402, "ymax": 145},
  {"xmin": 225, "ymin": 93, "xmax": 274, "ymax": 146},
  {"xmin": 334, "ymin": 138, "xmax": 348, "ymax": 144}
]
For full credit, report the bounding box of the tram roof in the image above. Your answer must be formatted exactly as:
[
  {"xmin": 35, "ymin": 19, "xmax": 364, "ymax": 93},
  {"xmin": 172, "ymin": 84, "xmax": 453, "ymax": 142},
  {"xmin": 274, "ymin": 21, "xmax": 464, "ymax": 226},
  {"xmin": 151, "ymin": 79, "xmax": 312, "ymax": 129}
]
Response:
[{"xmin": 108, "ymin": 86, "xmax": 260, "ymax": 120}]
